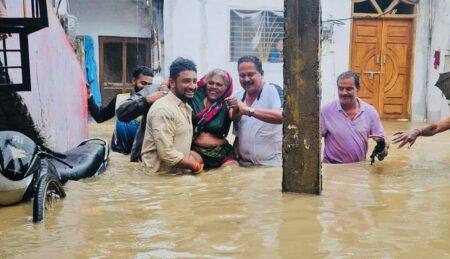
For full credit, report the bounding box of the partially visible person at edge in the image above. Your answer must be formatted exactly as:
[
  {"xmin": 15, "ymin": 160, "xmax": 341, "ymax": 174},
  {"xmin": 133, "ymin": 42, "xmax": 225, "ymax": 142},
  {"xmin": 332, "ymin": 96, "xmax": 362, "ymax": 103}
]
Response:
[
  {"xmin": 188, "ymin": 68, "xmax": 239, "ymax": 169},
  {"xmin": 227, "ymin": 55, "xmax": 283, "ymax": 166},
  {"xmin": 321, "ymin": 71, "xmax": 388, "ymax": 164},
  {"xmin": 116, "ymin": 77, "xmax": 169, "ymax": 162},
  {"xmin": 392, "ymin": 117, "xmax": 450, "ymax": 148},
  {"xmin": 88, "ymin": 66, "xmax": 166, "ymax": 155},
  {"xmin": 268, "ymin": 38, "xmax": 283, "ymax": 63},
  {"xmin": 141, "ymin": 57, "xmax": 204, "ymax": 174}
]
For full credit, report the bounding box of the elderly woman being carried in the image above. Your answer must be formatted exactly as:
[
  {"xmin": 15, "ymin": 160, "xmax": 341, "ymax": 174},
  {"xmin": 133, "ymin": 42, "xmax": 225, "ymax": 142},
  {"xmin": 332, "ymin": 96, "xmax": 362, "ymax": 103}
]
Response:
[{"xmin": 189, "ymin": 69, "xmax": 239, "ymax": 169}]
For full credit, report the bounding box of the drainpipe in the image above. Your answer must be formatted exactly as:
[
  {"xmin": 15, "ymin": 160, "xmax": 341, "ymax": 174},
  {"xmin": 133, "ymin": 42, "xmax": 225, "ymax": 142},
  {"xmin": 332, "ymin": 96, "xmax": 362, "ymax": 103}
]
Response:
[{"xmin": 424, "ymin": 0, "xmax": 434, "ymax": 122}]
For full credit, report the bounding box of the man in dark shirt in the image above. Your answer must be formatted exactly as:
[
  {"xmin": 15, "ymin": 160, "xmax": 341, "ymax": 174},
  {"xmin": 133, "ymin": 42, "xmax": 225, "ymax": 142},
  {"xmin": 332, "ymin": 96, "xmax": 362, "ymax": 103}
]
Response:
[
  {"xmin": 88, "ymin": 66, "xmax": 166, "ymax": 155},
  {"xmin": 117, "ymin": 80, "xmax": 169, "ymax": 162}
]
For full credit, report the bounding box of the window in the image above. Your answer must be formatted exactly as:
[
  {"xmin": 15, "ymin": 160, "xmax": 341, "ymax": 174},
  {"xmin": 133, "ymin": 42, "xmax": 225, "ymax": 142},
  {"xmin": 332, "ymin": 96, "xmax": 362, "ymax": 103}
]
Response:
[
  {"xmin": 230, "ymin": 10, "xmax": 284, "ymax": 63},
  {"xmin": 99, "ymin": 36, "xmax": 151, "ymax": 106},
  {"xmin": 353, "ymin": 0, "xmax": 417, "ymax": 17}
]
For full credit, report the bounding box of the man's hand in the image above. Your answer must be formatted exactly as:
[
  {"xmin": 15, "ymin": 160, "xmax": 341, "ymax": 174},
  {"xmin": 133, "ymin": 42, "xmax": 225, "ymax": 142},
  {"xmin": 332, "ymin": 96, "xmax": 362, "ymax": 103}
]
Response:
[
  {"xmin": 158, "ymin": 78, "xmax": 170, "ymax": 92},
  {"xmin": 146, "ymin": 90, "xmax": 167, "ymax": 104},
  {"xmin": 225, "ymin": 97, "xmax": 249, "ymax": 117},
  {"xmin": 377, "ymin": 141, "xmax": 389, "ymax": 161},
  {"xmin": 369, "ymin": 136, "xmax": 388, "ymax": 164},
  {"xmin": 86, "ymin": 84, "xmax": 92, "ymax": 98},
  {"xmin": 191, "ymin": 162, "xmax": 204, "ymax": 175},
  {"xmin": 392, "ymin": 129, "xmax": 421, "ymax": 149}
]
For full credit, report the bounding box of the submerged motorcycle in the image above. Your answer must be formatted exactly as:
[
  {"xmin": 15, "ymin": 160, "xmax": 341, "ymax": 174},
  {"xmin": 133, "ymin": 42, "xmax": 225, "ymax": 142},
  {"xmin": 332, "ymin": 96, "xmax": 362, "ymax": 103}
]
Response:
[{"xmin": 0, "ymin": 131, "xmax": 109, "ymax": 222}]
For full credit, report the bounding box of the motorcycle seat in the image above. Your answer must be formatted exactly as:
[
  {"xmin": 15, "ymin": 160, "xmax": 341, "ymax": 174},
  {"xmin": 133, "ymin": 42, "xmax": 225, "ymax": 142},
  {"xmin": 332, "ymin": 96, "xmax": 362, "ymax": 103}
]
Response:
[{"xmin": 51, "ymin": 142, "xmax": 106, "ymax": 184}]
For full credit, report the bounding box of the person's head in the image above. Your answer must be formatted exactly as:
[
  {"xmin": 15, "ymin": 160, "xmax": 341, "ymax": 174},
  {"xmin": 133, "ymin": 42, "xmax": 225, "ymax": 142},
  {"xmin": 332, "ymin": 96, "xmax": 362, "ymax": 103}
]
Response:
[
  {"xmin": 237, "ymin": 55, "xmax": 264, "ymax": 95},
  {"xmin": 132, "ymin": 66, "xmax": 154, "ymax": 92},
  {"xmin": 169, "ymin": 57, "xmax": 197, "ymax": 102},
  {"xmin": 274, "ymin": 37, "xmax": 283, "ymax": 51},
  {"xmin": 336, "ymin": 71, "xmax": 360, "ymax": 106},
  {"xmin": 204, "ymin": 69, "xmax": 232, "ymax": 102}
]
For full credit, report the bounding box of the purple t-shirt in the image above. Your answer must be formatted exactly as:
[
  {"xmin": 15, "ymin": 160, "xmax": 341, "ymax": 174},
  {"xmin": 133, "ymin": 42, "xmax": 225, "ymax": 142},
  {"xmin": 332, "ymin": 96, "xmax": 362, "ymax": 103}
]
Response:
[{"xmin": 321, "ymin": 98, "xmax": 385, "ymax": 164}]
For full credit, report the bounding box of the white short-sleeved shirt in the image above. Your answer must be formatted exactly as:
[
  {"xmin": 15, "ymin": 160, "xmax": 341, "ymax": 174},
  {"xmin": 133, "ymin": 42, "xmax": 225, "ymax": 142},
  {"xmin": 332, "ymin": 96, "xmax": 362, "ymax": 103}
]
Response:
[{"xmin": 233, "ymin": 82, "xmax": 283, "ymax": 166}]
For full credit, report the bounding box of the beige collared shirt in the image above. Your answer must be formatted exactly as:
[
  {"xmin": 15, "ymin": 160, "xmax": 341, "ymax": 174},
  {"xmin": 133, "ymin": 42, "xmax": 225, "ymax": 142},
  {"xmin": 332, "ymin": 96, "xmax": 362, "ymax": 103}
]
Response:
[{"xmin": 141, "ymin": 91, "xmax": 193, "ymax": 173}]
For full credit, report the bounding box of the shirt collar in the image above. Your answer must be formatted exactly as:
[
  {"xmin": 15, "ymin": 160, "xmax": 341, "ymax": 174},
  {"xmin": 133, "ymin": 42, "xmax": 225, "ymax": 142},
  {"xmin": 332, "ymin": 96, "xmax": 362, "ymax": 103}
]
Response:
[
  {"xmin": 167, "ymin": 91, "xmax": 192, "ymax": 112},
  {"xmin": 241, "ymin": 82, "xmax": 265, "ymax": 102},
  {"xmin": 335, "ymin": 97, "xmax": 366, "ymax": 112}
]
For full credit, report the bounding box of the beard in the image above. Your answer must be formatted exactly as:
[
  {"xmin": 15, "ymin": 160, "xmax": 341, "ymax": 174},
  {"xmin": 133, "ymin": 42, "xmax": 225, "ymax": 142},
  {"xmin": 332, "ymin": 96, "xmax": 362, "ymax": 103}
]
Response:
[
  {"xmin": 134, "ymin": 85, "xmax": 145, "ymax": 93},
  {"xmin": 175, "ymin": 86, "xmax": 195, "ymax": 102}
]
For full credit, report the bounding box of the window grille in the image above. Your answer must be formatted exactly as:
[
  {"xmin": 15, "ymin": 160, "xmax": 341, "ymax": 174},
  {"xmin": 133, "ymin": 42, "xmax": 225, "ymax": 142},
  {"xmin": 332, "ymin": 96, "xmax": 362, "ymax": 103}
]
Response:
[
  {"xmin": 0, "ymin": 0, "xmax": 49, "ymax": 91},
  {"xmin": 230, "ymin": 10, "xmax": 284, "ymax": 63}
]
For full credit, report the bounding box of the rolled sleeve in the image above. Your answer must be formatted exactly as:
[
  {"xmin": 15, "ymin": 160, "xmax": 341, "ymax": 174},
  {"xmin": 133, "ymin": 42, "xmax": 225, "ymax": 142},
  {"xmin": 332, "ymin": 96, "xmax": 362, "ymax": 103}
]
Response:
[
  {"xmin": 370, "ymin": 111, "xmax": 385, "ymax": 137},
  {"xmin": 150, "ymin": 109, "xmax": 185, "ymax": 166}
]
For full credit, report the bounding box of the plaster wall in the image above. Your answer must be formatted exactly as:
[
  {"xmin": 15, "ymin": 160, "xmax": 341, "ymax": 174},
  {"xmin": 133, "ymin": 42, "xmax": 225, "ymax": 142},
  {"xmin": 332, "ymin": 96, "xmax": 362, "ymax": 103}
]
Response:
[
  {"xmin": 320, "ymin": 0, "xmax": 352, "ymax": 107},
  {"xmin": 164, "ymin": 0, "xmax": 284, "ymax": 94},
  {"xmin": 413, "ymin": 0, "xmax": 450, "ymax": 122},
  {"xmin": 4, "ymin": 1, "xmax": 88, "ymax": 150},
  {"xmin": 70, "ymin": 0, "xmax": 152, "ymax": 76}
]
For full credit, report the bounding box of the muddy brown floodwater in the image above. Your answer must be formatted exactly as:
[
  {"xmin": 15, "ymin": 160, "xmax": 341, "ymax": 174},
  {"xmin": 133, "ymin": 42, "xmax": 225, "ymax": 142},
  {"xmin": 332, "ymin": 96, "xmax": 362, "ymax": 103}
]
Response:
[{"xmin": 1, "ymin": 120, "xmax": 450, "ymax": 258}]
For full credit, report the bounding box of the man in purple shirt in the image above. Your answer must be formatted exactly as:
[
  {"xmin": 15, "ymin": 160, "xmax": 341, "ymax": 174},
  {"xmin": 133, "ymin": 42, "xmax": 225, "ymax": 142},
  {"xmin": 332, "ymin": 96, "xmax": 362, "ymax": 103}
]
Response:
[{"xmin": 321, "ymin": 71, "xmax": 388, "ymax": 164}]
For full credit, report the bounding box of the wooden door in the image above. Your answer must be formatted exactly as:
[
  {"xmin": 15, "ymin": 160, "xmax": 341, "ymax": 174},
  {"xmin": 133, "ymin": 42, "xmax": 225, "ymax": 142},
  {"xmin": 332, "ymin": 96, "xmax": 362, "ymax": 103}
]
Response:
[
  {"xmin": 350, "ymin": 19, "xmax": 383, "ymax": 108},
  {"xmin": 350, "ymin": 19, "xmax": 413, "ymax": 119},
  {"xmin": 99, "ymin": 37, "xmax": 151, "ymax": 107}
]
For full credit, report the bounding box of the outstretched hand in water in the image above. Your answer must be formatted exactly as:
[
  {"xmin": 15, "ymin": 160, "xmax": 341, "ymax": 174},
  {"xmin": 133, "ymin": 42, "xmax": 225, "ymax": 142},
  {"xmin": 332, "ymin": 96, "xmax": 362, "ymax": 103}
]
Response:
[{"xmin": 392, "ymin": 129, "xmax": 421, "ymax": 149}]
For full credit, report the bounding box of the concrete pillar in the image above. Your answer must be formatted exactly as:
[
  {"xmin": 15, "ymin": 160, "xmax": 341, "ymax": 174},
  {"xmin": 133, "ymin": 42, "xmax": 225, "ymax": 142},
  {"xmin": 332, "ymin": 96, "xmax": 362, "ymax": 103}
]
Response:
[{"xmin": 282, "ymin": 0, "xmax": 321, "ymax": 194}]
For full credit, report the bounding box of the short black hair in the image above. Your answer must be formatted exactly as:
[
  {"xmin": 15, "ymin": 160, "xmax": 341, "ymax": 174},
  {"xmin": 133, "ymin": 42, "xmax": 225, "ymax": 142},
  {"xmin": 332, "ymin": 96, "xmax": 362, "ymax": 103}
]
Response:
[
  {"xmin": 169, "ymin": 57, "xmax": 197, "ymax": 80},
  {"xmin": 337, "ymin": 71, "xmax": 360, "ymax": 90},
  {"xmin": 237, "ymin": 55, "xmax": 263, "ymax": 74},
  {"xmin": 132, "ymin": 66, "xmax": 154, "ymax": 79}
]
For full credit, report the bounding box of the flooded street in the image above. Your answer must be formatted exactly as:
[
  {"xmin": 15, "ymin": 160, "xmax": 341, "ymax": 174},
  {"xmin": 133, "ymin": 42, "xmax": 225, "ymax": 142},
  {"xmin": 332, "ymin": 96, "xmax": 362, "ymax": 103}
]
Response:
[{"xmin": 1, "ymin": 120, "xmax": 450, "ymax": 258}]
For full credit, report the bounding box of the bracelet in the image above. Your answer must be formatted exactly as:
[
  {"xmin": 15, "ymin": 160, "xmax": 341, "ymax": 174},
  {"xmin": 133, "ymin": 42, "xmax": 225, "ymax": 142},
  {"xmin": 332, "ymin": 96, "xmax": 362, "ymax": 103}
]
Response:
[{"xmin": 192, "ymin": 162, "xmax": 202, "ymax": 172}]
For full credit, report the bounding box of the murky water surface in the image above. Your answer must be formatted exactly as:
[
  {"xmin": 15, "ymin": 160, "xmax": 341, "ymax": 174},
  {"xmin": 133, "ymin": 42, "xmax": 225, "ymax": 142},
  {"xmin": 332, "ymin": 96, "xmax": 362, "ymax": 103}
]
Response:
[{"xmin": 1, "ymin": 121, "xmax": 450, "ymax": 258}]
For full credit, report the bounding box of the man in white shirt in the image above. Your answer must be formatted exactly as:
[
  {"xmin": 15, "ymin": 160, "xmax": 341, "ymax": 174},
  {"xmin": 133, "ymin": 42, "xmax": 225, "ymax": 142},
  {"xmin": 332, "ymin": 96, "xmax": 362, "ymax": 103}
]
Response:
[{"xmin": 227, "ymin": 55, "xmax": 283, "ymax": 166}]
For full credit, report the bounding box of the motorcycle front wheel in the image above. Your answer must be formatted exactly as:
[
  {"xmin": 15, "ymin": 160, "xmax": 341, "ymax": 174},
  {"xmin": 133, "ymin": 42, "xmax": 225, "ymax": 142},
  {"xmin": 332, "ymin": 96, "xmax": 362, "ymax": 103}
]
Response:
[{"xmin": 33, "ymin": 173, "xmax": 66, "ymax": 222}]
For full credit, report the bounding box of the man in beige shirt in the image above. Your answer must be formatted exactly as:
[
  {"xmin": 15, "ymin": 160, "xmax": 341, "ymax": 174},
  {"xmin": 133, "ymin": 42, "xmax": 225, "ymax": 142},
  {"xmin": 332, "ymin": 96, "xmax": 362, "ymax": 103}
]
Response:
[{"xmin": 141, "ymin": 57, "xmax": 203, "ymax": 174}]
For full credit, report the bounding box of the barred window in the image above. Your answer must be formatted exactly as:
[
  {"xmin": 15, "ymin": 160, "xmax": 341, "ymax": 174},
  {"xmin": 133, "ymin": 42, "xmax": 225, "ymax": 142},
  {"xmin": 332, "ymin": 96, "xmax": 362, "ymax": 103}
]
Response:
[{"xmin": 230, "ymin": 10, "xmax": 284, "ymax": 63}]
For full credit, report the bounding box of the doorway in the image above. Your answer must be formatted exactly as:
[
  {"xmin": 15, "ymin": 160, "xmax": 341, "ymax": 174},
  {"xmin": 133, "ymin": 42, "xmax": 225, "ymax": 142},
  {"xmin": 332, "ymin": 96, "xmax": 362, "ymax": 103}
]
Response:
[
  {"xmin": 99, "ymin": 36, "xmax": 151, "ymax": 106},
  {"xmin": 350, "ymin": 0, "xmax": 417, "ymax": 119}
]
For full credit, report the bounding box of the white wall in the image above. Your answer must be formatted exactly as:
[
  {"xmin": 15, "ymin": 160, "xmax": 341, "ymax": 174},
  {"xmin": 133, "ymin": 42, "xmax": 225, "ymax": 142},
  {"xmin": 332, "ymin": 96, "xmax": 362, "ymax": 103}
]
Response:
[
  {"xmin": 164, "ymin": 0, "xmax": 284, "ymax": 94},
  {"xmin": 413, "ymin": 0, "xmax": 450, "ymax": 122},
  {"xmin": 70, "ymin": 0, "xmax": 152, "ymax": 75},
  {"xmin": 320, "ymin": 0, "xmax": 352, "ymax": 106}
]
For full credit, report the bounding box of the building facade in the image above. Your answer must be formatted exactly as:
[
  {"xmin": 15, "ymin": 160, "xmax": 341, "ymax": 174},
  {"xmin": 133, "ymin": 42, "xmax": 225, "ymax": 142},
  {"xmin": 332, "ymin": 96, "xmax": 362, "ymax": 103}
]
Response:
[{"xmin": 165, "ymin": 0, "xmax": 450, "ymax": 122}]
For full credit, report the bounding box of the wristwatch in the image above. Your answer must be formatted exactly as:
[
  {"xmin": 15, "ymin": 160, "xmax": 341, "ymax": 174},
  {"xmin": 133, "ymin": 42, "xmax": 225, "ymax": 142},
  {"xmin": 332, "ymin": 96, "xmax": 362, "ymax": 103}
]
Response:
[{"xmin": 248, "ymin": 107, "xmax": 255, "ymax": 117}]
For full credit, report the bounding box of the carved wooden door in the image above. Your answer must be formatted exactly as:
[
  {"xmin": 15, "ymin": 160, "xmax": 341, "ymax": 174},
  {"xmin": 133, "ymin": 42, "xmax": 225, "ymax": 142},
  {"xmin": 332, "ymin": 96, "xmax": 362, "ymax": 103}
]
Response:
[{"xmin": 351, "ymin": 19, "xmax": 413, "ymax": 119}]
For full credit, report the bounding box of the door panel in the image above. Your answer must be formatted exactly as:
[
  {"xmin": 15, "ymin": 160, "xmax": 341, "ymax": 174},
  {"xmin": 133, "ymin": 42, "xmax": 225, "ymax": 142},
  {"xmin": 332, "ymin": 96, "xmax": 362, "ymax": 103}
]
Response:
[
  {"xmin": 380, "ymin": 20, "xmax": 412, "ymax": 118},
  {"xmin": 350, "ymin": 20, "xmax": 382, "ymax": 108},
  {"xmin": 350, "ymin": 19, "xmax": 412, "ymax": 119}
]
